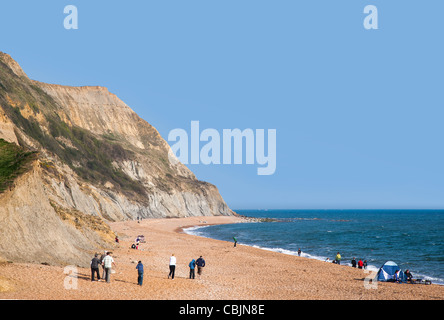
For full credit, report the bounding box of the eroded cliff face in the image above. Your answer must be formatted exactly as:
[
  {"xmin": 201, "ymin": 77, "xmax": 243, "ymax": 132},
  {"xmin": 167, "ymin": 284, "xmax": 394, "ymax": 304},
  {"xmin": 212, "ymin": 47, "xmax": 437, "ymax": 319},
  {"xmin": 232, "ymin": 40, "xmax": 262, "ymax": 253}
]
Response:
[
  {"xmin": 0, "ymin": 52, "xmax": 233, "ymax": 266},
  {"xmin": 0, "ymin": 163, "xmax": 115, "ymax": 266},
  {"xmin": 32, "ymin": 80, "xmax": 231, "ymax": 220}
]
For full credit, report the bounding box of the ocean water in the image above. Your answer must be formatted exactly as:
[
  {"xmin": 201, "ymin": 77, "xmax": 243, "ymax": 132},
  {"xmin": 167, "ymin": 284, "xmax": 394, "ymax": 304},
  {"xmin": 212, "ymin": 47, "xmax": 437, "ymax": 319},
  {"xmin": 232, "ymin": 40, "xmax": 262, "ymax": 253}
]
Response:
[{"xmin": 185, "ymin": 209, "xmax": 444, "ymax": 285}]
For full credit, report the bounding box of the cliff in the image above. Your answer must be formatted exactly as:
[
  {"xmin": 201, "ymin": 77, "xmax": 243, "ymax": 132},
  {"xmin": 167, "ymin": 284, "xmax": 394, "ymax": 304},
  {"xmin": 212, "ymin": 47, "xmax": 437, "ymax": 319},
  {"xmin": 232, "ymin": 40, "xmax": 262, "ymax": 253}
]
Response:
[{"xmin": 0, "ymin": 52, "xmax": 233, "ymax": 266}]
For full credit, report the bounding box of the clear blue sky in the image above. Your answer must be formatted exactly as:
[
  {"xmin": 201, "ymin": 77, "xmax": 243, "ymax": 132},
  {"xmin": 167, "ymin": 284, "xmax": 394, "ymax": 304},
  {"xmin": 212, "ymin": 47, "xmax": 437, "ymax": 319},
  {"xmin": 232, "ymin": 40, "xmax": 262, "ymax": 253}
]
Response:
[{"xmin": 1, "ymin": 1, "xmax": 443, "ymax": 209}]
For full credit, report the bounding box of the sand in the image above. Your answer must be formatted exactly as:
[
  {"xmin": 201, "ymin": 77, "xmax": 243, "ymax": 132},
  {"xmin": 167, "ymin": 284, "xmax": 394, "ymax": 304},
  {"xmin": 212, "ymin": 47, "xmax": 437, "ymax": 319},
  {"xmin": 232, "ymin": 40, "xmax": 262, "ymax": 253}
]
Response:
[{"xmin": 0, "ymin": 215, "xmax": 443, "ymax": 300}]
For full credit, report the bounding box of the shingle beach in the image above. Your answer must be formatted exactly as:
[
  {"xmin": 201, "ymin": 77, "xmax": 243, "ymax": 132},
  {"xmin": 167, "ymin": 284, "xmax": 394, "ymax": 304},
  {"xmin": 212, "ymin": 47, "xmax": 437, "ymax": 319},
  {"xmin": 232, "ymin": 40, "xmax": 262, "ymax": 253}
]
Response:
[{"xmin": 0, "ymin": 216, "xmax": 443, "ymax": 300}]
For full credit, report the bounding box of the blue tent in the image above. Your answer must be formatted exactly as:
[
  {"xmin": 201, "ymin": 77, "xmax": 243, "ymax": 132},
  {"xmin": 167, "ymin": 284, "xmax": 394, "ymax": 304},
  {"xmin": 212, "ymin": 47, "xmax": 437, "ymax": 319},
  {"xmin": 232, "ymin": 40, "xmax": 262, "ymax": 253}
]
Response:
[{"xmin": 376, "ymin": 261, "xmax": 407, "ymax": 282}]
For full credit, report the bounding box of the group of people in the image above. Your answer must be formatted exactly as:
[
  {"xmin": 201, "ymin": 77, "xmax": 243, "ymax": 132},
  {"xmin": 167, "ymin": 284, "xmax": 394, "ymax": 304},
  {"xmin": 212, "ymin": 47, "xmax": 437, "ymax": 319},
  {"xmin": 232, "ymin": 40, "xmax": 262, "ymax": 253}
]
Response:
[
  {"xmin": 351, "ymin": 257, "xmax": 368, "ymax": 269},
  {"xmin": 393, "ymin": 269, "xmax": 414, "ymax": 283},
  {"xmin": 90, "ymin": 250, "xmax": 207, "ymax": 286},
  {"xmin": 321, "ymin": 252, "xmax": 368, "ymax": 269},
  {"xmin": 168, "ymin": 254, "xmax": 206, "ymax": 280},
  {"xmin": 90, "ymin": 251, "xmax": 116, "ymax": 283},
  {"xmin": 130, "ymin": 236, "xmax": 145, "ymax": 250}
]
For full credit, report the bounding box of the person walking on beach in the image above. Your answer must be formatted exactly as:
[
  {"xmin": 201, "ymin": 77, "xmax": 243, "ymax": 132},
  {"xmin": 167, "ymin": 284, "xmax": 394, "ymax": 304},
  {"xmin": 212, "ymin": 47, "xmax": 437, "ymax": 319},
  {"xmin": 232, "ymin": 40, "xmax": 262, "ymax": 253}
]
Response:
[
  {"xmin": 298, "ymin": 248, "xmax": 301, "ymax": 257},
  {"xmin": 102, "ymin": 252, "xmax": 116, "ymax": 283},
  {"xmin": 233, "ymin": 237, "xmax": 237, "ymax": 247},
  {"xmin": 196, "ymin": 256, "xmax": 206, "ymax": 279},
  {"xmin": 90, "ymin": 254, "xmax": 101, "ymax": 281},
  {"xmin": 189, "ymin": 259, "xmax": 196, "ymax": 279},
  {"xmin": 136, "ymin": 261, "xmax": 144, "ymax": 286},
  {"xmin": 335, "ymin": 252, "xmax": 342, "ymax": 265},
  {"xmin": 168, "ymin": 254, "xmax": 176, "ymax": 280}
]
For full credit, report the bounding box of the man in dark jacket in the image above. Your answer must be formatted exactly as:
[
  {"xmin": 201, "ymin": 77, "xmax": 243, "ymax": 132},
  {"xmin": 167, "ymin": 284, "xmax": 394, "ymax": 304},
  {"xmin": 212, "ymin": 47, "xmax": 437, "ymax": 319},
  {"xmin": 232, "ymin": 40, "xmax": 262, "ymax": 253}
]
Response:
[
  {"xmin": 351, "ymin": 257, "xmax": 357, "ymax": 268},
  {"xmin": 136, "ymin": 261, "xmax": 144, "ymax": 286},
  {"xmin": 196, "ymin": 256, "xmax": 206, "ymax": 279},
  {"xmin": 91, "ymin": 254, "xmax": 101, "ymax": 281}
]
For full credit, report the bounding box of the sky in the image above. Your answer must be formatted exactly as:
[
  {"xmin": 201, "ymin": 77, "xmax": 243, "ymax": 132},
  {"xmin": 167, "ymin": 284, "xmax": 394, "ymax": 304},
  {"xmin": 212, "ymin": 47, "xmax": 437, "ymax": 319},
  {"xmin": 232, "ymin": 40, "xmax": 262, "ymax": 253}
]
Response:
[{"xmin": 1, "ymin": 1, "xmax": 443, "ymax": 210}]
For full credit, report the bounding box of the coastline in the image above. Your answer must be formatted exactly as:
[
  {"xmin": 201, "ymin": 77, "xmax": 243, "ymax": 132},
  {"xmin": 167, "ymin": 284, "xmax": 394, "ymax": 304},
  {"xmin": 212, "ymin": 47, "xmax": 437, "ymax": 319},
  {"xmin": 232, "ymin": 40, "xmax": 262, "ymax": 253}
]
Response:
[
  {"xmin": 0, "ymin": 215, "xmax": 443, "ymax": 300},
  {"xmin": 182, "ymin": 217, "xmax": 444, "ymax": 286}
]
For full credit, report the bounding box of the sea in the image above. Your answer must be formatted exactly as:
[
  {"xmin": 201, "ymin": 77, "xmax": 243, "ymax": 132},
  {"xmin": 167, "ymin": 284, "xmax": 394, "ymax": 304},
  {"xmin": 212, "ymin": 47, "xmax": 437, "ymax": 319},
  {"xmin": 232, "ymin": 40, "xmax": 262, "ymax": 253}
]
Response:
[{"xmin": 185, "ymin": 209, "xmax": 444, "ymax": 285}]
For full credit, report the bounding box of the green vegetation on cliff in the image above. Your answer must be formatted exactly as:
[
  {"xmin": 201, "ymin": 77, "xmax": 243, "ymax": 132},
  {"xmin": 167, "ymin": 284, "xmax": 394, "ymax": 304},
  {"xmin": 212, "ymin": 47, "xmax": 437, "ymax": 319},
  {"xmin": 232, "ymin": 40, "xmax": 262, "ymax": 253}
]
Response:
[
  {"xmin": 0, "ymin": 138, "xmax": 37, "ymax": 193},
  {"xmin": 0, "ymin": 58, "xmax": 145, "ymax": 196}
]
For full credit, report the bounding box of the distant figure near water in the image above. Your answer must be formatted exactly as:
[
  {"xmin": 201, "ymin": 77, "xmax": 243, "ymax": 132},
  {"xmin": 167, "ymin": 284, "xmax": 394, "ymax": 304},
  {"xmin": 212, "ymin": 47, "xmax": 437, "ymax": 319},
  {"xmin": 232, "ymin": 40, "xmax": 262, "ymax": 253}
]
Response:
[
  {"xmin": 233, "ymin": 237, "xmax": 237, "ymax": 247},
  {"xmin": 394, "ymin": 270, "xmax": 401, "ymax": 283},
  {"xmin": 405, "ymin": 269, "xmax": 413, "ymax": 283},
  {"xmin": 335, "ymin": 252, "xmax": 341, "ymax": 265}
]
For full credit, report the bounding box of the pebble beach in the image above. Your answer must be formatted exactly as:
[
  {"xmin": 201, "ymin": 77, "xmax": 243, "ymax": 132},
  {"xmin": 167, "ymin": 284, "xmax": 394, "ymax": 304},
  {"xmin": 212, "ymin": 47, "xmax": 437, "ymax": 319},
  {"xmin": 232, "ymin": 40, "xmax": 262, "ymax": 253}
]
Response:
[{"xmin": 0, "ymin": 216, "xmax": 443, "ymax": 300}]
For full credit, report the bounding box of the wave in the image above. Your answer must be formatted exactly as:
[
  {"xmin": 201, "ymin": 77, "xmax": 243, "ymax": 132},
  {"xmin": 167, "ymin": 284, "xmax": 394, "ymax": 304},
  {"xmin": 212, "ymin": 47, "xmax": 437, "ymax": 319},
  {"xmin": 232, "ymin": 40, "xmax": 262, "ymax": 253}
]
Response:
[
  {"xmin": 248, "ymin": 244, "xmax": 380, "ymax": 271},
  {"xmin": 183, "ymin": 225, "xmax": 211, "ymax": 237},
  {"xmin": 252, "ymin": 244, "xmax": 444, "ymax": 285}
]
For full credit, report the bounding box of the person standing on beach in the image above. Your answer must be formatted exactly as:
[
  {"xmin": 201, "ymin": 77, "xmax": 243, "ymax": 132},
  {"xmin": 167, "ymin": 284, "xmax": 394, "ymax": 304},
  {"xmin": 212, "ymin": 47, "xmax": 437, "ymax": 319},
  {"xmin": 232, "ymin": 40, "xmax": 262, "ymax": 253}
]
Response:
[
  {"xmin": 233, "ymin": 237, "xmax": 237, "ymax": 247},
  {"xmin": 358, "ymin": 259, "xmax": 364, "ymax": 269},
  {"xmin": 136, "ymin": 261, "xmax": 144, "ymax": 286},
  {"xmin": 168, "ymin": 254, "xmax": 176, "ymax": 280},
  {"xmin": 189, "ymin": 259, "xmax": 196, "ymax": 279},
  {"xmin": 351, "ymin": 257, "xmax": 357, "ymax": 268},
  {"xmin": 102, "ymin": 252, "xmax": 116, "ymax": 283},
  {"xmin": 196, "ymin": 256, "xmax": 206, "ymax": 279},
  {"xmin": 90, "ymin": 254, "xmax": 101, "ymax": 281},
  {"xmin": 335, "ymin": 252, "xmax": 341, "ymax": 265},
  {"xmin": 298, "ymin": 248, "xmax": 301, "ymax": 257}
]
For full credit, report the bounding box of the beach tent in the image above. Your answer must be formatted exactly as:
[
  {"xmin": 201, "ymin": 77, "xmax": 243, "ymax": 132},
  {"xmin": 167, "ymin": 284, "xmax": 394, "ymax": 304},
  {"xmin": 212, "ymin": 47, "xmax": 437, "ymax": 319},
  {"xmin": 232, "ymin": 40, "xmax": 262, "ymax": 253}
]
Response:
[{"xmin": 375, "ymin": 261, "xmax": 407, "ymax": 282}]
